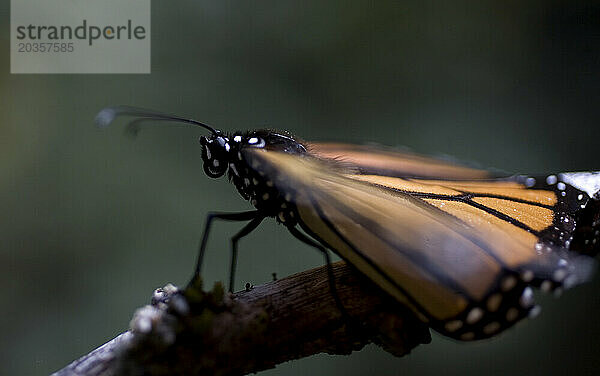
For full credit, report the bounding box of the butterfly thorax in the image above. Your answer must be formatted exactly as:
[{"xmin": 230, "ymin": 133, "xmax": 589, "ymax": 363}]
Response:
[{"xmin": 200, "ymin": 129, "xmax": 307, "ymax": 225}]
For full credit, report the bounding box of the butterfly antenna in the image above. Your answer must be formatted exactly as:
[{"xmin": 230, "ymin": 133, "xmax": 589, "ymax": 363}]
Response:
[{"xmin": 94, "ymin": 106, "xmax": 220, "ymax": 135}]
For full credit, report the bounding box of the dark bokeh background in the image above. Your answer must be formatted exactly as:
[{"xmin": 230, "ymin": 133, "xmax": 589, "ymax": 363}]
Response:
[{"xmin": 2, "ymin": 1, "xmax": 599, "ymax": 375}]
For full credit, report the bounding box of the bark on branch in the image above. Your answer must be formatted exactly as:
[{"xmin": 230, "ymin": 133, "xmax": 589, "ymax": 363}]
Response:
[{"xmin": 52, "ymin": 261, "xmax": 431, "ymax": 376}]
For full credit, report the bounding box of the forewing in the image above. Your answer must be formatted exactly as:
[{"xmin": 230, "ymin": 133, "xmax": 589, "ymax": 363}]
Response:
[
  {"xmin": 243, "ymin": 148, "xmax": 595, "ymax": 341},
  {"xmin": 310, "ymin": 142, "xmax": 600, "ymax": 256},
  {"xmin": 308, "ymin": 142, "xmax": 498, "ymax": 179}
]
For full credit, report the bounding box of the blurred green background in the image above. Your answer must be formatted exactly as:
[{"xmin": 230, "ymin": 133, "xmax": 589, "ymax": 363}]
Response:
[{"xmin": 2, "ymin": 1, "xmax": 600, "ymax": 375}]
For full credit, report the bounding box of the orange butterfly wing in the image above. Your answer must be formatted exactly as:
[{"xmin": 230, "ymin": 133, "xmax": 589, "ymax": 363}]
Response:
[{"xmin": 242, "ymin": 147, "xmax": 596, "ymax": 340}]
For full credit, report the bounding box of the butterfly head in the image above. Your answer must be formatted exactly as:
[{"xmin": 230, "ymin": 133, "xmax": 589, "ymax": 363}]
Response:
[
  {"xmin": 200, "ymin": 134, "xmax": 233, "ymax": 178},
  {"xmin": 198, "ymin": 131, "xmax": 266, "ymax": 179},
  {"xmin": 199, "ymin": 130, "xmax": 306, "ymax": 179}
]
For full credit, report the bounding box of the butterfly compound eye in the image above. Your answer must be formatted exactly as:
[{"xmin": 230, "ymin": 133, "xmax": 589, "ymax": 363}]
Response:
[{"xmin": 201, "ymin": 136, "xmax": 228, "ymax": 178}]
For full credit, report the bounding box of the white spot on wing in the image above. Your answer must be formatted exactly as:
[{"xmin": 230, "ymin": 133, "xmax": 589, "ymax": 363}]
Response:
[
  {"xmin": 444, "ymin": 320, "xmax": 463, "ymax": 332},
  {"xmin": 528, "ymin": 305, "xmax": 542, "ymax": 318},
  {"xmin": 541, "ymin": 280, "xmax": 552, "ymax": 293},
  {"xmin": 558, "ymin": 258, "xmax": 568, "ymax": 267},
  {"xmin": 521, "ymin": 270, "xmax": 534, "ymax": 282},
  {"xmin": 501, "ymin": 276, "xmax": 517, "ymax": 291},
  {"xmin": 483, "ymin": 322, "xmax": 501, "ymax": 335},
  {"xmin": 559, "ymin": 172, "xmax": 600, "ymax": 198},
  {"xmin": 519, "ymin": 287, "xmax": 534, "ymax": 307},
  {"xmin": 553, "ymin": 268, "xmax": 567, "ymax": 282},
  {"xmin": 487, "ymin": 294, "xmax": 502, "ymax": 312},
  {"xmin": 563, "ymin": 275, "xmax": 578, "ymax": 289},
  {"xmin": 506, "ymin": 307, "xmax": 519, "ymax": 322},
  {"xmin": 466, "ymin": 307, "xmax": 483, "ymax": 324}
]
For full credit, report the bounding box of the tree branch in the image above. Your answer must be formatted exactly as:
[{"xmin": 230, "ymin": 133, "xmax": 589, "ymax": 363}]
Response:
[{"xmin": 52, "ymin": 261, "xmax": 431, "ymax": 376}]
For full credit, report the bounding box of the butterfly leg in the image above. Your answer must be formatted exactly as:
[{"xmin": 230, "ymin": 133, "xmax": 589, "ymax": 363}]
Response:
[
  {"xmin": 190, "ymin": 210, "xmax": 260, "ymax": 285},
  {"xmin": 287, "ymin": 226, "xmax": 349, "ymax": 321},
  {"xmin": 229, "ymin": 216, "xmax": 265, "ymax": 292}
]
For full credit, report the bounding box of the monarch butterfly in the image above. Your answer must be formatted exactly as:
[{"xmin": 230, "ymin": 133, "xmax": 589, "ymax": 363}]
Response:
[{"xmin": 96, "ymin": 106, "xmax": 599, "ymax": 342}]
